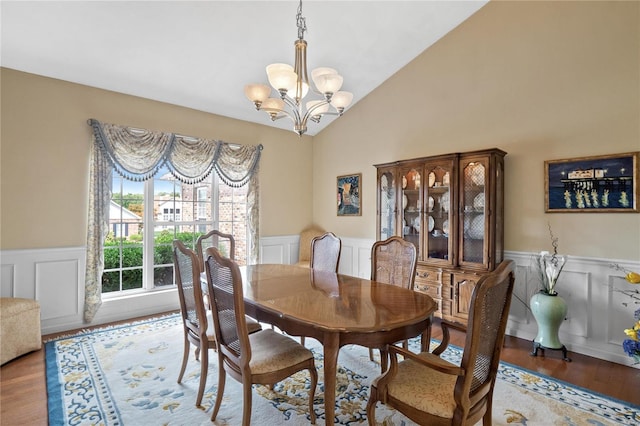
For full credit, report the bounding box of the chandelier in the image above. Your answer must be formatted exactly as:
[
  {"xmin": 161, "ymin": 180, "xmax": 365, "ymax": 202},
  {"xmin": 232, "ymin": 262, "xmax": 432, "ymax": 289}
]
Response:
[{"xmin": 244, "ymin": 0, "xmax": 353, "ymax": 136}]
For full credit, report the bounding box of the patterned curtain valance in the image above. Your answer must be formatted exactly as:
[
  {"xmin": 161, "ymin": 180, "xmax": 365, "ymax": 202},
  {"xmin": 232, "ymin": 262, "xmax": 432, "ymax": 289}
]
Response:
[
  {"xmin": 88, "ymin": 119, "xmax": 262, "ymax": 184},
  {"xmin": 83, "ymin": 119, "xmax": 262, "ymax": 323}
]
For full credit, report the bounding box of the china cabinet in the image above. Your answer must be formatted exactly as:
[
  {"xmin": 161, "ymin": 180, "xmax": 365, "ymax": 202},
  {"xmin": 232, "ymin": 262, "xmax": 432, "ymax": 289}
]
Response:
[{"xmin": 375, "ymin": 148, "xmax": 506, "ymax": 326}]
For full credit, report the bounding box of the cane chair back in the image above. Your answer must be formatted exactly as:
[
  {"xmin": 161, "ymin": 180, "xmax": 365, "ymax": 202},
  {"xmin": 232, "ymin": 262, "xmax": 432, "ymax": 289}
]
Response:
[
  {"xmin": 368, "ymin": 236, "xmax": 418, "ymax": 367},
  {"xmin": 371, "ymin": 236, "xmax": 417, "ymax": 289},
  {"xmin": 204, "ymin": 247, "xmax": 318, "ymax": 425},
  {"xmin": 310, "ymin": 232, "xmax": 341, "ymax": 272},
  {"xmin": 173, "ymin": 240, "xmax": 214, "ymax": 407},
  {"xmin": 196, "ymin": 230, "xmax": 235, "ymax": 272},
  {"xmin": 366, "ymin": 260, "xmax": 516, "ymax": 426}
]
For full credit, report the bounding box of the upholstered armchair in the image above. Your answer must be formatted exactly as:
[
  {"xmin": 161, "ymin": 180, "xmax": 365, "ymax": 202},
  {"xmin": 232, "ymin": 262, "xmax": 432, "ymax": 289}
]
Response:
[{"xmin": 295, "ymin": 225, "xmax": 325, "ymax": 268}]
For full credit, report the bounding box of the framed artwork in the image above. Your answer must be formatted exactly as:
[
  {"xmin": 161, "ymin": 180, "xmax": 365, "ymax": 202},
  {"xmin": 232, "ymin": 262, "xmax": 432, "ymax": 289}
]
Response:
[
  {"xmin": 545, "ymin": 152, "xmax": 639, "ymax": 212},
  {"xmin": 337, "ymin": 173, "xmax": 361, "ymax": 216}
]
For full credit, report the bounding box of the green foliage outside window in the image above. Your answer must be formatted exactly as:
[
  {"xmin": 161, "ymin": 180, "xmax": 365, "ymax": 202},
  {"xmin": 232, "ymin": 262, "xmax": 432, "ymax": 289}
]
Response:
[{"xmin": 102, "ymin": 230, "xmax": 201, "ymax": 293}]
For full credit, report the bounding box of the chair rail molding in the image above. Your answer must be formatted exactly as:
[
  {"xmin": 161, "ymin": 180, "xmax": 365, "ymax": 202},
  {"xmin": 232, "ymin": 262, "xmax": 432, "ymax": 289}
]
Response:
[{"xmin": 1, "ymin": 242, "xmax": 638, "ymax": 367}]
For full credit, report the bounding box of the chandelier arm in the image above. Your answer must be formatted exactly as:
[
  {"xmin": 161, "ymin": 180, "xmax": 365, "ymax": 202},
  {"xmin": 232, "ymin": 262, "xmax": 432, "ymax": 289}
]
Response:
[
  {"xmin": 303, "ymin": 110, "xmax": 340, "ymax": 124},
  {"xmin": 281, "ymin": 96, "xmax": 303, "ymax": 123},
  {"xmin": 266, "ymin": 108, "xmax": 302, "ymax": 127},
  {"xmin": 306, "ymin": 99, "xmax": 330, "ymax": 115},
  {"xmin": 268, "ymin": 113, "xmax": 292, "ymax": 123}
]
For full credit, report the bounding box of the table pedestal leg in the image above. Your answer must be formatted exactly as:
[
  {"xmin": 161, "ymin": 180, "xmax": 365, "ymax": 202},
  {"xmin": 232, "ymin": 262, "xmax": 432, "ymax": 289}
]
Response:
[{"xmin": 322, "ymin": 333, "xmax": 339, "ymax": 425}]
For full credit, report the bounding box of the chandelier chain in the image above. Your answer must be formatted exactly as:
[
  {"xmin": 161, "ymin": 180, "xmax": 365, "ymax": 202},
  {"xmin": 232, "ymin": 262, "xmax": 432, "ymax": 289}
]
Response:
[{"xmin": 296, "ymin": 0, "xmax": 307, "ymax": 40}]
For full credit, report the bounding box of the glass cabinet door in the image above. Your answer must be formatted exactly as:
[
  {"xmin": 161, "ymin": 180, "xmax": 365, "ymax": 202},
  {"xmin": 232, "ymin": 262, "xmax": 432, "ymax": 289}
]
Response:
[
  {"xmin": 425, "ymin": 162, "xmax": 454, "ymax": 265},
  {"xmin": 378, "ymin": 170, "xmax": 396, "ymax": 241},
  {"xmin": 401, "ymin": 167, "xmax": 422, "ymax": 257},
  {"xmin": 460, "ymin": 158, "xmax": 488, "ymax": 267}
]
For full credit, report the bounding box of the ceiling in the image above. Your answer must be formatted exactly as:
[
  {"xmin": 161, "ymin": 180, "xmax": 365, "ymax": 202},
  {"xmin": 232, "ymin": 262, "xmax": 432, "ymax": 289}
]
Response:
[{"xmin": 1, "ymin": 1, "xmax": 487, "ymax": 136}]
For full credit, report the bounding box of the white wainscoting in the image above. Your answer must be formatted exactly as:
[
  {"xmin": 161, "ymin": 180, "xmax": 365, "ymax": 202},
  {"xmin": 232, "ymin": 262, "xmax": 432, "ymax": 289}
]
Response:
[
  {"xmin": 2, "ymin": 239, "xmax": 638, "ymax": 367},
  {"xmin": 505, "ymin": 251, "xmax": 640, "ymax": 367},
  {"xmin": 0, "ymin": 247, "xmax": 180, "ymax": 334}
]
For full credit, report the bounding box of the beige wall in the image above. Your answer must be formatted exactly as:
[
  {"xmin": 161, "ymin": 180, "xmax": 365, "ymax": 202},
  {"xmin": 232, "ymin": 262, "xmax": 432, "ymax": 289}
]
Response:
[
  {"xmin": 0, "ymin": 69, "xmax": 314, "ymax": 249},
  {"xmin": 2, "ymin": 1, "xmax": 639, "ymax": 261},
  {"xmin": 313, "ymin": 1, "xmax": 640, "ymax": 261}
]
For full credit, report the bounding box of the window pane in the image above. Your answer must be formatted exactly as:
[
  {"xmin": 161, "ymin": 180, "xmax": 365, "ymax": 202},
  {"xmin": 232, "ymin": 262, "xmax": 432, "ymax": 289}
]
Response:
[
  {"xmin": 218, "ymin": 181, "xmax": 248, "ymax": 265},
  {"xmin": 105, "ymin": 175, "xmax": 144, "ymax": 293},
  {"xmin": 102, "ymin": 271, "xmax": 120, "ymax": 293},
  {"xmin": 154, "ymin": 266, "xmax": 174, "ymax": 287},
  {"xmin": 122, "ymin": 266, "xmax": 143, "ymax": 290},
  {"xmin": 154, "ymin": 227, "xmax": 177, "ymax": 266}
]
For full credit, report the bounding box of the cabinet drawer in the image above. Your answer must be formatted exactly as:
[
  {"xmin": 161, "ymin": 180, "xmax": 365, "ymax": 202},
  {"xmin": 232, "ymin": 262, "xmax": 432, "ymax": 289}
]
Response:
[
  {"xmin": 415, "ymin": 267, "xmax": 452, "ymax": 283},
  {"xmin": 415, "ymin": 267, "xmax": 439, "ymax": 282},
  {"xmin": 414, "ymin": 281, "xmax": 440, "ymax": 298}
]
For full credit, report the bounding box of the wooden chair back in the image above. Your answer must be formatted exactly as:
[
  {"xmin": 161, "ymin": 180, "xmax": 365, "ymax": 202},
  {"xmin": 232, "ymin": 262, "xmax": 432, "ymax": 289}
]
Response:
[
  {"xmin": 196, "ymin": 230, "xmax": 235, "ymax": 272},
  {"xmin": 310, "ymin": 232, "xmax": 341, "ymax": 272},
  {"xmin": 173, "ymin": 240, "xmax": 208, "ymax": 346},
  {"xmin": 369, "ymin": 236, "xmax": 418, "ymax": 366},
  {"xmin": 453, "ymin": 259, "xmax": 516, "ymax": 413},
  {"xmin": 371, "ymin": 236, "xmax": 417, "ymax": 289},
  {"xmin": 204, "ymin": 246, "xmax": 248, "ymax": 365}
]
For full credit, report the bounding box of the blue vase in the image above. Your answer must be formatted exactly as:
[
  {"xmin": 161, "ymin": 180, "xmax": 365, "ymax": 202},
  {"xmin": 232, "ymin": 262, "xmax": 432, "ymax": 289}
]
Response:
[{"xmin": 530, "ymin": 291, "xmax": 567, "ymax": 350}]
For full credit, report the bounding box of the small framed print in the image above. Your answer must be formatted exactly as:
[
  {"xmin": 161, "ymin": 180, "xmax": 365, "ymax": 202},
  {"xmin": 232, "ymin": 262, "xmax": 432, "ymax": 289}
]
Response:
[
  {"xmin": 545, "ymin": 152, "xmax": 639, "ymax": 212},
  {"xmin": 337, "ymin": 173, "xmax": 361, "ymax": 216}
]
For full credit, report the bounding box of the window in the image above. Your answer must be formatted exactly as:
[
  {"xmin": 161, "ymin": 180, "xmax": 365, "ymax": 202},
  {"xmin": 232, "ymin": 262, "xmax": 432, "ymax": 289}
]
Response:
[
  {"xmin": 197, "ymin": 187, "xmax": 208, "ymax": 220},
  {"xmin": 103, "ymin": 166, "xmax": 248, "ymax": 294}
]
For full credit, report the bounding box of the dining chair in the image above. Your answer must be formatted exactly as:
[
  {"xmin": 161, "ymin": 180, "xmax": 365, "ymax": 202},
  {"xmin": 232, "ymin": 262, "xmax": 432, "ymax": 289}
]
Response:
[
  {"xmin": 368, "ymin": 236, "xmax": 418, "ymax": 368},
  {"xmin": 310, "ymin": 232, "xmax": 341, "ymax": 272},
  {"xmin": 173, "ymin": 239, "xmax": 215, "ymax": 407},
  {"xmin": 204, "ymin": 247, "xmax": 318, "ymax": 425},
  {"xmin": 196, "ymin": 230, "xmax": 235, "ymax": 272},
  {"xmin": 366, "ymin": 260, "xmax": 516, "ymax": 426},
  {"xmin": 301, "ymin": 231, "xmax": 341, "ymax": 346}
]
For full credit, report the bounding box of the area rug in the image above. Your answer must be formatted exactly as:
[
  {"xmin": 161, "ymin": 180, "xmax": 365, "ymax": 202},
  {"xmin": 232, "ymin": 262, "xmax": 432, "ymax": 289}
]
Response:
[{"xmin": 45, "ymin": 314, "xmax": 639, "ymax": 425}]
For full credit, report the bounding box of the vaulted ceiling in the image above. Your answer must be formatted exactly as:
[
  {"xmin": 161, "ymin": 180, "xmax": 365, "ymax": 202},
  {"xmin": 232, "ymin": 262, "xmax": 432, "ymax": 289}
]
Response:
[{"xmin": 1, "ymin": 1, "xmax": 487, "ymax": 135}]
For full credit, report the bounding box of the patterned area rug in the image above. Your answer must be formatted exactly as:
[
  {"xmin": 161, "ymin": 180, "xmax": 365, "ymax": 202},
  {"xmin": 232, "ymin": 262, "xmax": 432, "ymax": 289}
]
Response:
[{"xmin": 45, "ymin": 314, "xmax": 639, "ymax": 425}]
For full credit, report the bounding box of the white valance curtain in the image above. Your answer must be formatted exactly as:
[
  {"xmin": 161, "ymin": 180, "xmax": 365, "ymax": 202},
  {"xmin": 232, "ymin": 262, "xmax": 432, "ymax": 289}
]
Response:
[{"xmin": 84, "ymin": 119, "xmax": 262, "ymax": 322}]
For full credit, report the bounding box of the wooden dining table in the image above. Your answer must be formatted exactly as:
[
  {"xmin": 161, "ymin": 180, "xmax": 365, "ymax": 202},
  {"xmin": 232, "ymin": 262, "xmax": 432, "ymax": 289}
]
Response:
[{"xmin": 238, "ymin": 264, "xmax": 437, "ymax": 424}]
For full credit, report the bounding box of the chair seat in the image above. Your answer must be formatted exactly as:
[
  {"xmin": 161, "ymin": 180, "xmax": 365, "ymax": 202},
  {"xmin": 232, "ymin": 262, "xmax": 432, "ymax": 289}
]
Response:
[
  {"xmin": 248, "ymin": 329, "xmax": 315, "ymax": 375},
  {"xmin": 387, "ymin": 352, "xmax": 458, "ymax": 418}
]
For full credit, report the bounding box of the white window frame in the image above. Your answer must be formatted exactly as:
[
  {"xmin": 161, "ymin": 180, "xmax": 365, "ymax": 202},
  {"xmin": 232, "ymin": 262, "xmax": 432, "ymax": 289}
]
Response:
[{"xmin": 104, "ymin": 169, "xmax": 249, "ymax": 296}]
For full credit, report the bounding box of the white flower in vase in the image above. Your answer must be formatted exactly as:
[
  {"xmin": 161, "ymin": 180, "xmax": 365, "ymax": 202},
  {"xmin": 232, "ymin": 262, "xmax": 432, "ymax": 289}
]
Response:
[{"xmin": 538, "ymin": 251, "xmax": 567, "ymax": 295}]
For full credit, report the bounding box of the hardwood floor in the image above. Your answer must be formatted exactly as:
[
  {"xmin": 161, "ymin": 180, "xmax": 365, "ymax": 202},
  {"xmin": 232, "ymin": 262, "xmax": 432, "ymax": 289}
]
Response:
[{"xmin": 1, "ymin": 313, "xmax": 638, "ymax": 425}]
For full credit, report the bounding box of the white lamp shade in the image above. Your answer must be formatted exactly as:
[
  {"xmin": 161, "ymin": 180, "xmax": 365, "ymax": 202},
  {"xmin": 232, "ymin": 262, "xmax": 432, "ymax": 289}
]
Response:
[
  {"xmin": 266, "ymin": 63, "xmax": 295, "ymax": 91},
  {"xmin": 244, "ymin": 84, "xmax": 271, "ymax": 102},
  {"xmin": 266, "ymin": 63, "xmax": 293, "ymax": 78},
  {"xmin": 286, "ymin": 79, "xmax": 309, "ymax": 100},
  {"xmin": 311, "ymin": 67, "xmax": 337, "ymax": 82},
  {"xmin": 260, "ymin": 97, "xmax": 285, "ymax": 112},
  {"xmin": 314, "ymin": 73, "xmax": 343, "ymax": 94},
  {"xmin": 330, "ymin": 91, "xmax": 353, "ymax": 109},
  {"xmin": 306, "ymin": 100, "xmax": 330, "ymax": 116}
]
